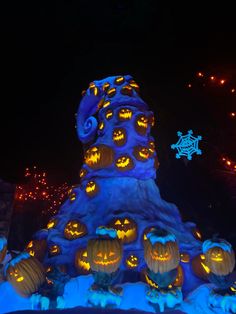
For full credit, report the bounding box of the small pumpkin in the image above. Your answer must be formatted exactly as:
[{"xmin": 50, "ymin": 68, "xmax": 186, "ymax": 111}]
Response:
[
  {"xmin": 135, "ymin": 114, "xmax": 148, "ymax": 135},
  {"xmin": 114, "ymin": 76, "xmax": 125, "ymax": 85},
  {"xmin": 148, "ymin": 141, "xmax": 156, "ymax": 157},
  {"xmin": 49, "ymin": 245, "xmax": 61, "ymax": 257},
  {"xmin": 79, "ymin": 168, "xmax": 87, "ymax": 180},
  {"xmin": 105, "ymin": 109, "xmax": 113, "ymax": 120},
  {"xmin": 25, "ymin": 239, "xmax": 47, "ymax": 262},
  {"xmin": 87, "ymin": 226, "xmax": 122, "ymax": 274},
  {"xmin": 126, "ymin": 254, "xmax": 139, "ymax": 269},
  {"xmin": 120, "ymin": 85, "xmax": 133, "ymax": 96},
  {"xmin": 113, "ymin": 128, "xmax": 127, "ymax": 146},
  {"xmin": 108, "ymin": 217, "xmax": 137, "ymax": 244},
  {"xmin": 85, "ymin": 180, "xmax": 99, "ymax": 197},
  {"xmin": 203, "ymin": 238, "xmax": 235, "ymax": 276},
  {"xmin": 75, "ymin": 248, "xmax": 91, "ymax": 274},
  {"xmin": 118, "ymin": 108, "xmax": 133, "ymax": 121},
  {"xmin": 107, "ymin": 87, "xmax": 116, "ymax": 98},
  {"xmin": 47, "ymin": 217, "xmax": 58, "ymax": 229},
  {"xmin": 144, "ymin": 228, "xmax": 180, "ymax": 274},
  {"xmin": 0, "ymin": 236, "xmax": 7, "ymax": 263},
  {"xmin": 102, "ymin": 82, "xmax": 110, "ymax": 92},
  {"xmin": 64, "ymin": 220, "xmax": 87, "ymax": 240},
  {"xmin": 115, "ymin": 155, "xmax": 134, "ymax": 172},
  {"xmin": 84, "ymin": 145, "xmax": 114, "ymax": 169},
  {"xmin": 5, "ymin": 252, "xmax": 45, "ymax": 297},
  {"xmin": 133, "ymin": 146, "xmax": 150, "ymax": 161}
]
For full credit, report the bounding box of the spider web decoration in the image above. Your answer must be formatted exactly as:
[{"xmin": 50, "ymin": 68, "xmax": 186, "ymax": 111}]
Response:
[{"xmin": 171, "ymin": 130, "xmax": 202, "ymax": 160}]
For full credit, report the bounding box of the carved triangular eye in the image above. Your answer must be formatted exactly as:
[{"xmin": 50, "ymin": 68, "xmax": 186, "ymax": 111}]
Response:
[
  {"xmin": 73, "ymin": 223, "xmax": 78, "ymax": 227},
  {"xmin": 97, "ymin": 252, "xmax": 102, "ymax": 257},
  {"xmin": 82, "ymin": 251, "xmax": 87, "ymax": 257},
  {"xmin": 115, "ymin": 220, "xmax": 121, "ymax": 225},
  {"xmin": 109, "ymin": 251, "xmax": 115, "ymax": 257},
  {"xmin": 124, "ymin": 219, "xmax": 130, "ymax": 224}
]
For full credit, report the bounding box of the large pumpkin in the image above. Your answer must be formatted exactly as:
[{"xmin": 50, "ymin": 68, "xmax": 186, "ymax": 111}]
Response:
[
  {"xmin": 108, "ymin": 217, "xmax": 137, "ymax": 244},
  {"xmin": 144, "ymin": 228, "xmax": 180, "ymax": 274},
  {"xmin": 0, "ymin": 236, "xmax": 7, "ymax": 263},
  {"xmin": 87, "ymin": 226, "xmax": 122, "ymax": 274},
  {"xmin": 5, "ymin": 252, "xmax": 45, "ymax": 297},
  {"xmin": 203, "ymin": 238, "xmax": 235, "ymax": 276},
  {"xmin": 84, "ymin": 145, "xmax": 114, "ymax": 169},
  {"xmin": 24, "ymin": 239, "xmax": 47, "ymax": 262},
  {"xmin": 64, "ymin": 220, "xmax": 87, "ymax": 240}
]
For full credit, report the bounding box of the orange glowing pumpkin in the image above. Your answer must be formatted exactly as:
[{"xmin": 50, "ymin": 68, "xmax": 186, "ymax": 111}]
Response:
[
  {"xmin": 113, "ymin": 128, "xmax": 127, "ymax": 146},
  {"xmin": 108, "ymin": 217, "xmax": 137, "ymax": 244},
  {"xmin": 25, "ymin": 239, "xmax": 47, "ymax": 262},
  {"xmin": 75, "ymin": 248, "xmax": 91, "ymax": 274},
  {"xmin": 135, "ymin": 114, "xmax": 148, "ymax": 135},
  {"xmin": 115, "ymin": 155, "xmax": 134, "ymax": 172},
  {"xmin": 64, "ymin": 220, "xmax": 87, "ymax": 240},
  {"xmin": 85, "ymin": 180, "xmax": 99, "ymax": 197},
  {"xmin": 84, "ymin": 145, "xmax": 114, "ymax": 169}
]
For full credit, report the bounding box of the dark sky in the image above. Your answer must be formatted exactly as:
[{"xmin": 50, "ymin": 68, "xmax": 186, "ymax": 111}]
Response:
[{"xmin": 1, "ymin": 1, "xmax": 236, "ymax": 244}]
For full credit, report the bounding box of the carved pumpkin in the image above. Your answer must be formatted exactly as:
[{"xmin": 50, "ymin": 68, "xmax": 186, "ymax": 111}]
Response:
[
  {"xmin": 103, "ymin": 100, "xmax": 111, "ymax": 108},
  {"xmin": 113, "ymin": 128, "xmax": 127, "ymax": 146},
  {"xmin": 98, "ymin": 121, "xmax": 105, "ymax": 131},
  {"xmin": 84, "ymin": 145, "xmax": 114, "ymax": 169},
  {"xmin": 49, "ymin": 245, "xmax": 61, "ymax": 257},
  {"xmin": 5, "ymin": 252, "xmax": 45, "ymax": 297},
  {"xmin": 148, "ymin": 141, "xmax": 156, "ymax": 157},
  {"xmin": 191, "ymin": 253, "xmax": 209, "ymax": 280},
  {"xmin": 144, "ymin": 228, "xmax": 180, "ymax": 274},
  {"xmin": 180, "ymin": 252, "xmax": 190, "ymax": 263},
  {"xmin": 25, "ymin": 239, "xmax": 47, "ymax": 262},
  {"xmin": 121, "ymin": 85, "xmax": 133, "ymax": 96},
  {"xmin": 133, "ymin": 146, "xmax": 150, "ymax": 161},
  {"xmin": 118, "ymin": 108, "xmax": 133, "ymax": 121},
  {"xmin": 79, "ymin": 168, "xmax": 87, "ymax": 180},
  {"xmin": 108, "ymin": 217, "xmax": 137, "ymax": 244},
  {"xmin": 135, "ymin": 114, "xmax": 148, "ymax": 135},
  {"xmin": 115, "ymin": 155, "xmax": 134, "ymax": 172},
  {"xmin": 47, "ymin": 217, "xmax": 58, "ymax": 229},
  {"xmin": 203, "ymin": 238, "xmax": 235, "ymax": 276},
  {"xmin": 64, "ymin": 220, "xmax": 87, "ymax": 240},
  {"xmin": 102, "ymin": 82, "xmax": 110, "ymax": 92},
  {"xmin": 126, "ymin": 254, "xmax": 139, "ymax": 269},
  {"xmin": 114, "ymin": 76, "xmax": 125, "ymax": 85},
  {"xmin": 0, "ymin": 236, "xmax": 7, "ymax": 263},
  {"xmin": 105, "ymin": 109, "xmax": 113, "ymax": 120},
  {"xmin": 87, "ymin": 227, "xmax": 122, "ymax": 274},
  {"xmin": 75, "ymin": 248, "xmax": 91, "ymax": 274},
  {"xmin": 85, "ymin": 180, "xmax": 99, "ymax": 197},
  {"xmin": 107, "ymin": 87, "xmax": 116, "ymax": 98},
  {"xmin": 128, "ymin": 79, "xmax": 140, "ymax": 93}
]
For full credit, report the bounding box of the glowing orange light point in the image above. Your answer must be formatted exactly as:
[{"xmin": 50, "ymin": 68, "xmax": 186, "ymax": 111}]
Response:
[{"xmin": 220, "ymin": 79, "xmax": 225, "ymax": 85}]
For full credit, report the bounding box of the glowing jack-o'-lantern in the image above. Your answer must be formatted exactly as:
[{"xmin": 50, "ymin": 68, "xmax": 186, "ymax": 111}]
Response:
[
  {"xmin": 115, "ymin": 155, "xmax": 134, "ymax": 172},
  {"xmin": 84, "ymin": 145, "xmax": 114, "ymax": 169},
  {"xmin": 49, "ymin": 245, "xmax": 61, "ymax": 257},
  {"xmin": 64, "ymin": 220, "xmax": 87, "ymax": 240},
  {"xmin": 103, "ymin": 82, "xmax": 110, "ymax": 92},
  {"xmin": 108, "ymin": 217, "xmax": 137, "ymax": 244},
  {"xmin": 118, "ymin": 108, "xmax": 133, "ymax": 121},
  {"xmin": 203, "ymin": 238, "xmax": 235, "ymax": 276},
  {"xmin": 75, "ymin": 248, "xmax": 91, "ymax": 274},
  {"xmin": 25, "ymin": 239, "xmax": 47, "ymax": 262},
  {"xmin": 113, "ymin": 128, "xmax": 127, "ymax": 146},
  {"xmin": 47, "ymin": 217, "xmax": 58, "ymax": 229},
  {"xmin": 105, "ymin": 109, "xmax": 113, "ymax": 120},
  {"xmin": 5, "ymin": 252, "xmax": 45, "ymax": 297},
  {"xmin": 133, "ymin": 146, "xmax": 150, "ymax": 161},
  {"xmin": 126, "ymin": 254, "xmax": 139, "ymax": 269},
  {"xmin": 107, "ymin": 87, "xmax": 116, "ymax": 98},
  {"xmin": 135, "ymin": 114, "xmax": 148, "ymax": 135},
  {"xmin": 148, "ymin": 141, "xmax": 156, "ymax": 157},
  {"xmin": 87, "ymin": 226, "xmax": 122, "ymax": 274},
  {"xmin": 121, "ymin": 85, "xmax": 133, "ymax": 96},
  {"xmin": 79, "ymin": 168, "xmax": 87, "ymax": 180},
  {"xmin": 191, "ymin": 253, "xmax": 209, "ymax": 280},
  {"xmin": 128, "ymin": 79, "xmax": 140, "ymax": 93},
  {"xmin": 0, "ymin": 236, "xmax": 7, "ymax": 263},
  {"xmin": 85, "ymin": 180, "xmax": 99, "ymax": 197},
  {"xmin": 144, "ymin": 228, "xmax": 180, "ymax": 274},
  {"xmin": 114, "ymin": 76, "xmax": 125, "ymax": 85}
]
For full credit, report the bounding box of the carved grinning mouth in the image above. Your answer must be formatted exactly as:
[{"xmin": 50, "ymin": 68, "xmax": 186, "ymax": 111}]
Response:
[
  {"xmin": 94, "ymin": 257, "xmax": 120, "ymax": 266},
  {"xmin": 86, "ymin": 185, "xmax": 96, "ymax": 192},
  {"xmin": 114, "ymin": 134, "xmax": 124, "ymax": 141},
  {"xmin": 116, "ymin": 159, "xmax": 130, "ymax": 167},
  {"xmin": 120, "ymin": 112, "xmax": 132, "ymax": 119},
  {"xmin": 150, "ymin": 251, "xmax": 171, "ymax": 261},
  {"xmin": 86, "ymin": 152, "xmax": 100, "ymax": 165},
  {"xmin": 139, "ymin": 151, "xmax": 149, "ymax": 159},
  {"xmin": 211, "ymin": 256, "xmax": 223, "ymax": 262},
  {"xmin": 137, "ymin": 121, "xmax": 148, "ymax": 128},
  {"xmin": 79, "ymin": 260, "xmax": 90, "ymax": 270},
  {"xmin": 117, "ymin": 228, "xmax": 136, "ymax": 239}
]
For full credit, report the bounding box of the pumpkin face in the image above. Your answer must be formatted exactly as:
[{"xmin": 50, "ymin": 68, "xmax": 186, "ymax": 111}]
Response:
[
  {"xmin": 191, "ymin": 253, "xmax": 209, "ymax": 280},
  {"xmin": 107, "ymin": 87, "xmax": 116, "ymax": 98},
  {"xmin": 64, "ymin": 220, "xmax": 87, "ymax": 240},
  {"xmin": 144, "ymin": 229, "xmax": 180, "ymax": 274},
  {"xmin": 133, "ymin": 146, "xmax": 150, "ymax": 161},
  {"xmin": 5, "ymin": 253, "xmax": 45, "ymax": 297},
  {"xmin": 135, "ymin": 114, "xmax": 148, "ymax": 135},
  {"xmin": 114, "ymin": 76, "xmax": 125, "ymax": 85},
  {"xmin": 180, "ymin": 252, "xmax": 190, "ymax": 263},
  {"xmin": 79, "ymin": 168, "xmax": 87, "ymax": 180},
  {"xmin": 113, "ymin": 128, "xmax": 127, "ymax": 146},
  {"xmin": 47, "ymin": 218, "xmax": 58, "ymax": 229},
  {"xmin": 87, "ymin": 236, "xmax": 122, "ymax": 274},
  {"xmin": 148, "ymin": 141, "xmax": 156, "ymax": 157},
  {"xmin": 84, "ymin": 145, "xmax": 114, "ymax": 169},
  {"xmin": 105, "ymin": 109, "xmax": 113, "ymax": 120},
  {"xmin": 85, "ymin": 180, "xmax": 99, "ymax": 197},
  {"xmin": 118, "ymin": 108, "xmax": 133, "ymax": 121},
  {"xmin": 25, "ymin": 239, "xmax": 47, "ymax": 262},
  {"xmin": 126, "ymin": 254, "xmax": 139, "ymax": 269},
  {"xmin": 108, "ymin": 218, "xmax": 137, "ymax": 244},
  {"xmin": 75, "ymin": 248, "xmax": 91, "ymax": 274},
  {"xmin": 115, "ymin": 155, "xmax": 134, "ymax": 171},
  {"xmin": 128, "ymin": 80, "xmax": 140, "ymax": 93},
  {"xmin": 49, "ymin": 245, "xmax": 61, "ymax": 257},
  {"xmin": 205, "ymin": 247, "xmax": 235, "ymax": 276}
]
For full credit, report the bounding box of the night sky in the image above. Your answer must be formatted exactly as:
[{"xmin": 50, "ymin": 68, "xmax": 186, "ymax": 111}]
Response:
[{"xmin": 1, "ymin": 2, "xmax": 236, "ymax": 245}]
